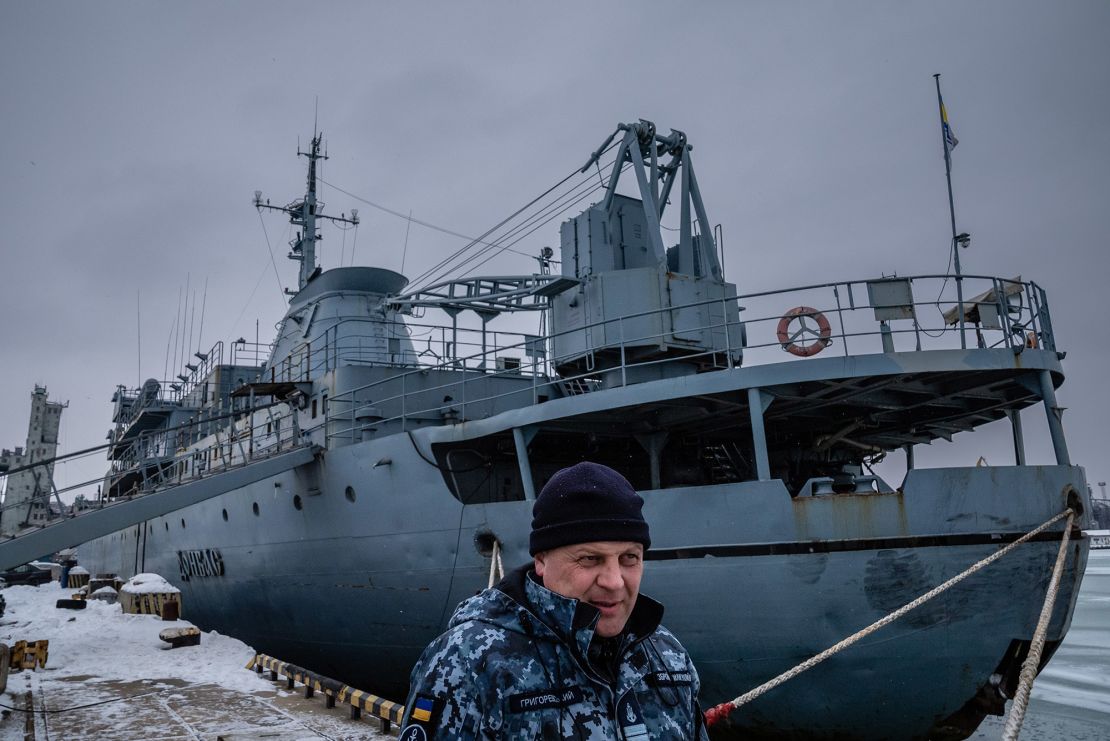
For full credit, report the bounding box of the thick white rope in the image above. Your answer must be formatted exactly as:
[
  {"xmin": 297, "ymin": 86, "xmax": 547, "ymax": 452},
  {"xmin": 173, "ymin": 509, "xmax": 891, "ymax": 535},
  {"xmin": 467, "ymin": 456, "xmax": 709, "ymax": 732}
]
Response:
[
  {"xmin": 705, "ymin": 508, "xmax": 1075, "ymax": 728},
  {"xmin": 1001, "ymin": 510, "xmax": 1075, "ymax": 740},
  {"xmin": 487, "ymin": 539, "xmax": 505, "ymax": 589}
]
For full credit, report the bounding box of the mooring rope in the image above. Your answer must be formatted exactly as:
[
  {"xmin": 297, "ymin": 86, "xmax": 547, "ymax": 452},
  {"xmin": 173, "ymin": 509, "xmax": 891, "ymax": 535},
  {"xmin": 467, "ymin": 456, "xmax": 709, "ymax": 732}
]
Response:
[
  {"xmin": 1001, "ymin": 509, "xmax": 1076, "ymax": 740},
  {"xmin": 705, "ymin": 508, "xmax": 1075, "ymax": 729},
  {"xmin": 487, "ymin": 539, "xmax": 505, "ymax": 589}
]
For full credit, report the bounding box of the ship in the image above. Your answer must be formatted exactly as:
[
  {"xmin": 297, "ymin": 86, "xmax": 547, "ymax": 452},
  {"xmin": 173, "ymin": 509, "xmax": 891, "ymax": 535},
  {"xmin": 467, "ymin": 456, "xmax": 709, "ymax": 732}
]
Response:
[{"xmin": 77, "ymin": 121, "xmax": 1090, "ymax": 740}]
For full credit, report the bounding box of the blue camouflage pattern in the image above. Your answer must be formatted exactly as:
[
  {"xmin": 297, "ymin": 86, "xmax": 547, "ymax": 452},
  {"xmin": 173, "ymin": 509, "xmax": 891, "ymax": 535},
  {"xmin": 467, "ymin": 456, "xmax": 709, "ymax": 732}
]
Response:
[{"xmin": 400, "ymin": 565, "xmax": 708, "ymax": 739}]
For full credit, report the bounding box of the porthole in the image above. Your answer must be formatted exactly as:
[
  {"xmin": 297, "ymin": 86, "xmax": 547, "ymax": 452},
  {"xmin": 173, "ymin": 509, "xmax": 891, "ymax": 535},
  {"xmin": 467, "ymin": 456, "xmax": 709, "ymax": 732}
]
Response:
[
  {"xmin": 165, "ymin": 522, "xmax": 169, "ymax": 531},
  {"xmin": 181, "ymin": 518, "xmax": 186, "ymax": 529},
  {"xmin": 222, "ymin": 509, "xmax": 228, "ymax": 522},
  {"xmin": 252, "ymin": 502, "xmax": 260, "ymax": 516},
  {"xmin": 293, "ymin": 494, "xmax": 303, "ymax": 511},
  {"xmin": 345, "ymin": 486, "xmax": 356, "ymax": 503}
]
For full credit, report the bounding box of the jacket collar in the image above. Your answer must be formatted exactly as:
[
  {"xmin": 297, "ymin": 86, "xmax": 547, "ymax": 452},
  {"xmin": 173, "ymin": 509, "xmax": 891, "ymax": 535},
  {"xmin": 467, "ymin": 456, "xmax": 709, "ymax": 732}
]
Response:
[{"xmin": 496, "ymin": 564, "xmax": 665, "ymax": 657}]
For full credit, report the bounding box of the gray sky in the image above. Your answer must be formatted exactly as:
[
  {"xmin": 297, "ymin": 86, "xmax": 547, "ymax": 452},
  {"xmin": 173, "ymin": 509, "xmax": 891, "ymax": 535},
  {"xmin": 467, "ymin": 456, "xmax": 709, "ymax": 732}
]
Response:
[{"xmin": 2, "ymin": 1, "xmax": 1108, "ymax": 501}]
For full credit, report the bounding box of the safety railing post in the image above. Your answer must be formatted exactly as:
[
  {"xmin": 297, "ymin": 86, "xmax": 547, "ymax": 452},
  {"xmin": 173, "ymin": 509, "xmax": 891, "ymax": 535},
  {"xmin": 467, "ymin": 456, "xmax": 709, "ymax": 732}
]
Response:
[
  {"xmin": 722, "ymin": 296, "xmax": 734, "ymax": 369},
  {"xmin": 619, "ymin": 317, "xmax": 627, "ymax": 387},
  {"xmin": 833, "ymin": 284, "xmax": 849, "ymax": 357}
]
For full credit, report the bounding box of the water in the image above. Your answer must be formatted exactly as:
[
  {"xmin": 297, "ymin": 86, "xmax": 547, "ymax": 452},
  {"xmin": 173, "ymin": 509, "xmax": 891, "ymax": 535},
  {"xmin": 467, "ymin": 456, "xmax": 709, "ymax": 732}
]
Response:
[{"xmin": 973, "ymin": 548, "xmax": 1110, "ymax": 739}]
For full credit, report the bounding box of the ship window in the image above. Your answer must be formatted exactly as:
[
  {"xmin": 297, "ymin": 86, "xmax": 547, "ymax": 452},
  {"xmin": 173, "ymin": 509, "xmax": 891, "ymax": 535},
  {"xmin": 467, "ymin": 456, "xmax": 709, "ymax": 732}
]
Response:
[
  {"xmin": 311, "ymin": 399, "xmax": 318, "ymax": 419},
  {"xmin": 252, "ymin": 502, "xmax": 260, "ymax": 516},
  {"xmin": 222, "ymin": 509, "xmax": 228, "ymax": 522},
  {"xmin": 181, "ymin": 518, "xmax": 186, "ymax": 529},
  {"xmin": 345, "ymin": 486, "xmax": 356, "ymax": 503},
  {"xmin": 165, "ymin": 522, "xmax": 169, "ymax": 531},
  {"xmin": 322, "ymin": 394, "xmax": 328, "ymax": 415},
  {"xmin": 293, "ymin": 494, "xmax": 303, "ymax": 510}
]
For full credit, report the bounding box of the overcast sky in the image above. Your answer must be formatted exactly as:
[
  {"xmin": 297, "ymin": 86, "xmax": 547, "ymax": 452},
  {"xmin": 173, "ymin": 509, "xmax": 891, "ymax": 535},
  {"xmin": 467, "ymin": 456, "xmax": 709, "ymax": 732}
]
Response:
[{"xmin": 2, "ymin": 1, "xmax": 1108, "ymax": 501}]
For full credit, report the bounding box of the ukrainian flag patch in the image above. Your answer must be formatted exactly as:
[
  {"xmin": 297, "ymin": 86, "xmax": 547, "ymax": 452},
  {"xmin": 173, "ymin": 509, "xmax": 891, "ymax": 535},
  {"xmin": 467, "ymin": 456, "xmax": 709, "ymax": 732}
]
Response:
[
  {"xmin": 412, "ymin": 696, "xmax": 434, "ymax": 722},
  {"xmin": 401, "ymin": 693, "xmax": 443, "ymax": 738}
]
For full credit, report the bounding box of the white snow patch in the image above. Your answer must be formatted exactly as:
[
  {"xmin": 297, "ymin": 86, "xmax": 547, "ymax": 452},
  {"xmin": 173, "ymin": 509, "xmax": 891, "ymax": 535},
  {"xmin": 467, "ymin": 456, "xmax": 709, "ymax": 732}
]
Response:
[
  {"xmin": 0, "ymin": 582, "xmax": 258, "ymax": 693},
  {"xmin": 120, "ymin": 572, "xmax": 180, "ymax": 595}
]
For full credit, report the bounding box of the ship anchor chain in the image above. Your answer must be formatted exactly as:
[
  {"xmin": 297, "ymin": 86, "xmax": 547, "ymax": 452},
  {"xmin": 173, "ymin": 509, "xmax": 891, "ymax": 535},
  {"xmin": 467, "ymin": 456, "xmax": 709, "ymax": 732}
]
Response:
[{"xmin": 705, "ymin": 505, "xmax": 1079, "ymax": 739}]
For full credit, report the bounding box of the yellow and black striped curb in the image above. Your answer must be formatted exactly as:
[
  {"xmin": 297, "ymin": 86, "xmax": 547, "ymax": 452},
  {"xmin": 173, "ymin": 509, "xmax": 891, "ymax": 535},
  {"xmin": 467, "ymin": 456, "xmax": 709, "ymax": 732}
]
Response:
[{"xmin": 247, "ymin": 653, "xmax": 404, "ymax": 731}]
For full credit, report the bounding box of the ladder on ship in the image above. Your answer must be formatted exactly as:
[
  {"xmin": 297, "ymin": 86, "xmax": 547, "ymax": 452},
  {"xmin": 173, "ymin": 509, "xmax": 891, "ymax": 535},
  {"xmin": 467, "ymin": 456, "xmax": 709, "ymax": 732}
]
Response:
[{"xmin": 0, "ymin": 446, "xmax": 319, "ymax": 572}]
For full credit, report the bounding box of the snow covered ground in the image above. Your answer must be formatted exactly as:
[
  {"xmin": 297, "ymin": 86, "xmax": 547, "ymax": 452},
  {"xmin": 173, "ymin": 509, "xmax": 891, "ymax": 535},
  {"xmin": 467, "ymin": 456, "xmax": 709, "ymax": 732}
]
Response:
[{"xmin": 0, "ymin": 583, "xmax": 389, "ymax": 740}]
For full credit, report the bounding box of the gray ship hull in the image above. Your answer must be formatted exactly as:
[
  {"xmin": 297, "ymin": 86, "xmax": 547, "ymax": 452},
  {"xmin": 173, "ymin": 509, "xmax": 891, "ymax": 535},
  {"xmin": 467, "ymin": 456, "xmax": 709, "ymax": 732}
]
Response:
[{"xmin": 81, "ymin": 430, "xmax": 1089, "ymax": 739}]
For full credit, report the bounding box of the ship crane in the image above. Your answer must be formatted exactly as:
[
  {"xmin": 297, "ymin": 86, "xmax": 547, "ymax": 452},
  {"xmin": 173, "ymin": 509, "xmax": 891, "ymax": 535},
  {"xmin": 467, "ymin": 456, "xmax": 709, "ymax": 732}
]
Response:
[{"xmin": 254, "ymin": 132, "xmax": 360, "ymax": 294}]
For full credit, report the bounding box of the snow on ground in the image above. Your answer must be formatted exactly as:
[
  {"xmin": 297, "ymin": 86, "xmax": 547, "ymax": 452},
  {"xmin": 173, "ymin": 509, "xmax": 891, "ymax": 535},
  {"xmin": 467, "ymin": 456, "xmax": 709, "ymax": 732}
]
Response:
[
  {"xmin": 0, "ymin": 582, "xmax": 390, "ymax": 740},
  {"xmin": 0, "ymin": 582, "xmax": 255, "ymax": 693},
  {"xmin": 120, "ymin": 573, "xmax": 180, "ymax": 596}
]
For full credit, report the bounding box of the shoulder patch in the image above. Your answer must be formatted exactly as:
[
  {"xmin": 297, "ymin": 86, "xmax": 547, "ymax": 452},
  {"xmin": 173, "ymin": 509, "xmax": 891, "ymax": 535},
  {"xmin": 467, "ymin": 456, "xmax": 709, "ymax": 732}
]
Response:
[
  {"xmin": 399, "ymin": 725, "xmax": 428, "ymax": 741},
  {"xmin": 508, "ymin": 686, "xmax": 585, "ymax": 713},
  {"xmin": 400, "ymin": 693, "xmax": 442, "ymax": 739}
]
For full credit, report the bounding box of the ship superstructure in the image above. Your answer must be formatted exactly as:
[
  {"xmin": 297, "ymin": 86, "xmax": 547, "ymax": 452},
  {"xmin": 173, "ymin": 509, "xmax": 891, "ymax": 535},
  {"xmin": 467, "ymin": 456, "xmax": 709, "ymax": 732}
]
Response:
[{"xmin": 72, "ymin": 121, "xmax": 1090, "ymax": 740}]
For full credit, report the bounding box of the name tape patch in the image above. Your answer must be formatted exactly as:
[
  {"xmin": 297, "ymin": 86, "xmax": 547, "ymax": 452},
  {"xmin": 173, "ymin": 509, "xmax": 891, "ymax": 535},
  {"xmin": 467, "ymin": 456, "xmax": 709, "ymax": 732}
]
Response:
[
  {"xmin": 509, "ymin": 686, "xmax": 584, "ymax": 713},
  {"xmin": 644, "ymin": 670, "xmax": 692, "ymax": 687}
]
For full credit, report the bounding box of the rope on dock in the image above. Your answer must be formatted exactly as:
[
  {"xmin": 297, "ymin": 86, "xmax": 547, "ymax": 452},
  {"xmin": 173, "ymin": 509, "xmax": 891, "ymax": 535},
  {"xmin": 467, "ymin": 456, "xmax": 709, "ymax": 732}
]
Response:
[
  {"xmin": 705, "ymin": 508, "xmax": 1075, "ymax": 729},
  {"xmin": 1001, "ymin": 509, "xmax": 1076, "ymax": 740}
]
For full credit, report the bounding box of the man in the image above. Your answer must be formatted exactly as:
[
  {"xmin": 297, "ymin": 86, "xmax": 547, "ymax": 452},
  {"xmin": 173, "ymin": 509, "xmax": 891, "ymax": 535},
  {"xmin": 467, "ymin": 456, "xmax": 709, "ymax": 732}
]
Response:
[{"xmin": 400, "ymin": 461, "xmax": 708, "ymax": 739}]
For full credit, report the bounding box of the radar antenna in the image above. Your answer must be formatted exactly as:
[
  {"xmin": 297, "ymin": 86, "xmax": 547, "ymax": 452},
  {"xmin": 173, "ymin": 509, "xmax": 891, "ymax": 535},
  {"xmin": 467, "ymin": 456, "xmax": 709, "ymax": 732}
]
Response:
[{"xmin": 254, "ymin": 133, "xmax": 360, "ymax": 296}]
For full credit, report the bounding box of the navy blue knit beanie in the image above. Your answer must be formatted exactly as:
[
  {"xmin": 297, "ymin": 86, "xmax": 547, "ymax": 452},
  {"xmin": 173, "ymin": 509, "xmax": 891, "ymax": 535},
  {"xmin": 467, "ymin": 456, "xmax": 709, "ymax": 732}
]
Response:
[{"xmin": 529, "ymin": 462, "xmax": 650, "ymax": 555}]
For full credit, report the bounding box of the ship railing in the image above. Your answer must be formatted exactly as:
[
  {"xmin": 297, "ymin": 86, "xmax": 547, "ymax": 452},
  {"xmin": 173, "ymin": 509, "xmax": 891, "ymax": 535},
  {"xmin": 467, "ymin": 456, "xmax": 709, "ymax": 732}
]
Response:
[
  {"xmin": 267, "ymin": 317, "xmax": 551, "ymax": 384},
  {"xmin": 110, "ymin": 341, "xmax": 230, "ymax": 431},
  {"xmin": 325, "ymin": 273, "xmax": 1053, "ymax": 443},
  {"xmin": 106, "ymin": 399, "xmax": 312, "ymax": 498}
]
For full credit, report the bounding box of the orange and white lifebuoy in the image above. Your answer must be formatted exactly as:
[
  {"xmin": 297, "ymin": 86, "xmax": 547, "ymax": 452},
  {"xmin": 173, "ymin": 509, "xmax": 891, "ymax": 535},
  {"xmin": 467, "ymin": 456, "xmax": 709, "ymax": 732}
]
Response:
[{"xmin": 776, "ymin": 306, "xmax": 832, "ymax": 357}]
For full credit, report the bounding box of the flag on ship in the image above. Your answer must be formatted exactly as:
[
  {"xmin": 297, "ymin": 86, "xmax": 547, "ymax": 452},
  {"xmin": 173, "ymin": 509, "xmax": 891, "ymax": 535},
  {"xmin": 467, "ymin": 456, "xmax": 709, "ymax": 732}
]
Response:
[{"xmin": 940, "ymin": 96, "xmax": 958, "ymax": 151}]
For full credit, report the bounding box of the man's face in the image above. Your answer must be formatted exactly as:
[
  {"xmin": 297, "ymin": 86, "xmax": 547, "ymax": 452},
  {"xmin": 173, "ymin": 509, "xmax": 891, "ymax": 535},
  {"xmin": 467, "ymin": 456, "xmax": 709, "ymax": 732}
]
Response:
[{"xmin": 534, "ymin": 540, "xmax": 644, "ymax": 637}]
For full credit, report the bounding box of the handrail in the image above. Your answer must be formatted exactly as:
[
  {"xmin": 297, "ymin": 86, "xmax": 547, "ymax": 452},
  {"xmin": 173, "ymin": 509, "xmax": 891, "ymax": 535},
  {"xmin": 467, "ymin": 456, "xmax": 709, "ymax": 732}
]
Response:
[{"xmin": 321, "ymin": 273, "xmax": 1050, "ymax": 442}]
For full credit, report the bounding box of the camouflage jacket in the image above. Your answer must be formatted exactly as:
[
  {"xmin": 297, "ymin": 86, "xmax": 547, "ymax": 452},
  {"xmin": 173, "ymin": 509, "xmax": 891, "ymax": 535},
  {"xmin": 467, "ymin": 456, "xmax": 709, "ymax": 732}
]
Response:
[{"xmin": 399, "ymin": 565, "xmax": 708, "ymax": 740}]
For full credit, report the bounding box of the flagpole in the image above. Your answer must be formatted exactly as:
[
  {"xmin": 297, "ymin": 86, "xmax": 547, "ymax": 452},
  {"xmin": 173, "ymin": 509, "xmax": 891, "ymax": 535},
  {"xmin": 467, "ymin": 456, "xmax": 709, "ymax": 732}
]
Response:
[{"xmin": 934, "ymin": 73, "xmax": 966, "ymax": 349}]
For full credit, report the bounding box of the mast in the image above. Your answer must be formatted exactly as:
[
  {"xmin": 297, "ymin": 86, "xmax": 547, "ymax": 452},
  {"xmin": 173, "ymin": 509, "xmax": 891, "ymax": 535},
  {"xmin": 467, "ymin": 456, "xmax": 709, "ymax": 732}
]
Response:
[{"xmin": 254, "ymin": 132, "xmax": 360, "ymax": 296}]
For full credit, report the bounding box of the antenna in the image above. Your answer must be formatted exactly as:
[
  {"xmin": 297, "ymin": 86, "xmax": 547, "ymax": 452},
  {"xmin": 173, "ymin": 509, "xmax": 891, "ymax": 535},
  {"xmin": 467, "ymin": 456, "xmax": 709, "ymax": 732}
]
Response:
[
  {"xmin": 401, "ymin": 209, "xmax": 413, "ymax": 274},
  {"xmin": 255, "ymin": 131, "xmax": 360, "ymax": 294},
  {"xmin": 136, "ymin": 288, "xmax": 142, "ymax": 384},
  {"xmin": 196, "ymin": 276, "xmax": 209, "ymax": 354},
  {"xmin": 171, "ymin": 284, "xmax": 183, "ymax": 381}
]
